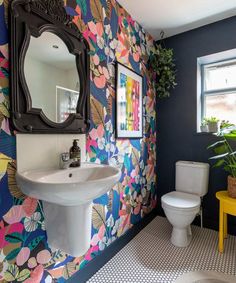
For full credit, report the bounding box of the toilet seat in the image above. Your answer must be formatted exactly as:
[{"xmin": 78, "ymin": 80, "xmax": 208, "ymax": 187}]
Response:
[{"xmin": 161, "ymin": 191, "xmax": 200, "ymax": 210}]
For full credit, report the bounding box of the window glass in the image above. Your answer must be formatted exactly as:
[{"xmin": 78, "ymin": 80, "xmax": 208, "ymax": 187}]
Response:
[
  {"xmin": 205, "ymin": 92, "xmax": 236, "ymax": 124},
  {"xmin": 204, "ymin": 61, "xmax": 236, "ymax": 91}
]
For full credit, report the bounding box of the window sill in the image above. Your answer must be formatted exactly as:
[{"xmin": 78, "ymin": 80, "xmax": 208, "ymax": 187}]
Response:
[{"xmin": 194, "ymin": 132, "xmax": 217, "ymax": 136}]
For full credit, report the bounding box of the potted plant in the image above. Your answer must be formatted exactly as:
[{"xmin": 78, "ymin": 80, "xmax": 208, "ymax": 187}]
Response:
[
  {"xmin": 200, "ymin": 119, "xmax": 209, "ymax": 132},
  {"xmin": 149, "ymin": 43, "xmax": 177, "ymax": 98},
  {"xmin": 207, "ymin": 125, "xmax": 236, "ymax": 198},
  {"xmin": 205, "ymin": 117, "xmax": 220, "ymax": 133}
]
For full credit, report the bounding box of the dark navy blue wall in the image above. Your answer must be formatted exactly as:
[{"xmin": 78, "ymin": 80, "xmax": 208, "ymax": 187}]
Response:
[{"xmin": 157, "ymin": 16, "xmax": 236, "ymax": 234}]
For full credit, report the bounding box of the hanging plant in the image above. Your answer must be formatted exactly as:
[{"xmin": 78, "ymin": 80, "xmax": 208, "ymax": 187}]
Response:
[{"xmin": 149, "ymin": 33, "xmax": 177, "ymax": 98}]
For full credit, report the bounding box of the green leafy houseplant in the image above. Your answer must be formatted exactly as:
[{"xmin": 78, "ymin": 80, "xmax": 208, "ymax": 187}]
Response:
[
  {"xmin": 200, "ymin": 119, "xmax": 208, "ymax": 132},
  {"xmin": 204, "ymin": 117, "xmax": 219, "ymax": 123},
  {"xmin": 208, "ymin": 125, "xmax": 236, "ymax": 197},
  {"xmin": 220, "ymin": 120, "xmax": 235, "ymax": 130},
  {"xmin": 149, "ymin": 43, "xmax": 177, "ymax": 98},
  {"xmin": 204, "ymin": 117, "xmax": 220, "ymax": 133}
]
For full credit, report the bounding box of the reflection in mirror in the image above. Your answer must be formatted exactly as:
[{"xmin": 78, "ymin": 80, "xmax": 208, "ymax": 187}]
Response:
[{"xmin": 24, "ymin": 32, "xmax": 80, "ymax": 123}]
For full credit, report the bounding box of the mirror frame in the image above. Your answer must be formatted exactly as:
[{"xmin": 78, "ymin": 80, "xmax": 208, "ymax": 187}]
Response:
[{"xmin": 10, "ymin": 0, "xmax": 90, "ymax": 133}]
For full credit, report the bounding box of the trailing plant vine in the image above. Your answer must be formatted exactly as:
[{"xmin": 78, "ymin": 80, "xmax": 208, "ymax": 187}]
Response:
[{"xmin": 149, "ymin": 33, "xmax": 177, "ymax": 98}]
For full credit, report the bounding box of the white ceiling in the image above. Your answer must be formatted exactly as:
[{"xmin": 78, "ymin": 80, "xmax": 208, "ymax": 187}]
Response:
[{"xmin": 117, "ymin": 0, "xmax": 236, "ymax": 40}]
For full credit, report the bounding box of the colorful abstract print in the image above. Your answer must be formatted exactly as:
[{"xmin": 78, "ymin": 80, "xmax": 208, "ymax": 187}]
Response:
[
  {"xmin": 0, "ymin": 0, "xmax": 157, "ymax": 282},
  {"xmin": 118, "ymin": 73, "xmax": 140, "ymax": 131}
]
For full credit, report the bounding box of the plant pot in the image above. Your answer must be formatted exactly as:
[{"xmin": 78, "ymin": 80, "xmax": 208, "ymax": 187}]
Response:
[
  {"xmin": 200, "ymin": 125, "xmax": 208, "ymax": 132},
  {"xmin": 208, "ymin": 122, "xmax": 220, "ymax": 133},
  {"xmin": 227, "ymin": 175, "xmax": 236, "ymax": 198}
]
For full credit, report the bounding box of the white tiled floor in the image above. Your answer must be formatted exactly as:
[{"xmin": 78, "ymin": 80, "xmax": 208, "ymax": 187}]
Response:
[{"xmin": 88, "ymin": 216, "xmax": 236, "ymax": 283}]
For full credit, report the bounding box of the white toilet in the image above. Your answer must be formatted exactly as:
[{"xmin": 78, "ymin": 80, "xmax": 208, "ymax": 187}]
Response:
[{"xmin": 161, "ymin": 161, "xmax": 209, "ymax": 247}]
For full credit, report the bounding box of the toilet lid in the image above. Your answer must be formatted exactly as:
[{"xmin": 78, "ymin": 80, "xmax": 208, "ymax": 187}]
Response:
[{"xmin": 161, "ymin": 191, "xmax": 200, "ymax": 209}]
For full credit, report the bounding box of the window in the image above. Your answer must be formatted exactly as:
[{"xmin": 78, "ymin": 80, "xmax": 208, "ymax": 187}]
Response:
[{"xmin": 201, "ymin": 59, "xmax": 236, "ymax": 125}]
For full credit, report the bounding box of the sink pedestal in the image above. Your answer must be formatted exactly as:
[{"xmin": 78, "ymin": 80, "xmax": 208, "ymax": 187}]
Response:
[
  {"xmin": 43, "ymin": 201, "xmax": 92, "ymax": 256},
  {"xmin": 16, "ymin": 163, "xmax": 121, "ymax": 256}
]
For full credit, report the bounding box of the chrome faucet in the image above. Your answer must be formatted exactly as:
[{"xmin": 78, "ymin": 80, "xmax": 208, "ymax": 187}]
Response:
[{"xmin": 60, "ymin": 152, "xmax": 75, "ymax": 169}]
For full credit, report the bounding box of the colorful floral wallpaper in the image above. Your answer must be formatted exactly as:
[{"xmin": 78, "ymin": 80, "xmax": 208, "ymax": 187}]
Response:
[{"xmin": 0, "ymin": 0, "xmax": 157, "ymax": 282}]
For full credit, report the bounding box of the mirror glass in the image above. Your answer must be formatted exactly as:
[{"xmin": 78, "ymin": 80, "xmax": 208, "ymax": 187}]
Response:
[{"xmin": 24, "ymin": 32, "xmax": 80, "ymax": 123}]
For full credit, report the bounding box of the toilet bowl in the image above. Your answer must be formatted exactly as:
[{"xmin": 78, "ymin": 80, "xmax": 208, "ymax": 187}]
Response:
[
  {"xmin": 161, "ymin": 191, "xmax": 200, "ymax": 247},
  {"xmin": 161, "ymin": 161, "xmax": 209, "ymax": 247}
]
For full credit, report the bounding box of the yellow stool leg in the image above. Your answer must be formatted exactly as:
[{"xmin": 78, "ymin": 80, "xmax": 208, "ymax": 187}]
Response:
[
  {"xmin": 224, "ymin": 213, "xmax": 227, "ymax": 239},
  {"xmin": 219, "ymin": 203, "xmax": 224, "ymax": 253}
]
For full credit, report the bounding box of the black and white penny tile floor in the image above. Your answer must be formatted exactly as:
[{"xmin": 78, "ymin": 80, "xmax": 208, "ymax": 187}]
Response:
[{"xmin": 87, "ymin": 216, "xmax": 236, "ymax": 283}]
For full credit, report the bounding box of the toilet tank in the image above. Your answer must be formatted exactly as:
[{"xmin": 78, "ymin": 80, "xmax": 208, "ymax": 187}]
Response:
[{"xmin": 175, "ymin": 161, "xmax": 209, "ymax": 197}]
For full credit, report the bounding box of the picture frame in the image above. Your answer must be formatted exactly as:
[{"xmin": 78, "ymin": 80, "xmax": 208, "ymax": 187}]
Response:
[{"xmin": 116, "ymin": 62, "xmax": 143, "ymax": 139}]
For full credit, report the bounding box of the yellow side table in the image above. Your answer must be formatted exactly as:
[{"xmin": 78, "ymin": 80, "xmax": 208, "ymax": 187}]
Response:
[{"xmin": 216, "ymin": 190, "xmax": 236, "ymax": 253}]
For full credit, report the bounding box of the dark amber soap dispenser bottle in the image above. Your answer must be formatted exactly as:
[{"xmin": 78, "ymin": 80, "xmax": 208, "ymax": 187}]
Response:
[{"xmin": 69, "ymin": 139, "xmax": 81, "ymax": 167}]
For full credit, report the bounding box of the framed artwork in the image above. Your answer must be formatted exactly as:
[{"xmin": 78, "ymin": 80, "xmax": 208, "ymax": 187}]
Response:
[{"xmin": 116, "ymin": 63, "xmax": 143, "ymax": 138}]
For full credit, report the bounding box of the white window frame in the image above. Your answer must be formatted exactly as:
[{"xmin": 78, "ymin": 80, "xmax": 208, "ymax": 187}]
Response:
[
  {"xmin": 201, "ymin": 58, "xmax": 236, "ymax": 121},
  {"xmin": 197, "ymin": 49, "xmax": 236, "ymax": 132}
]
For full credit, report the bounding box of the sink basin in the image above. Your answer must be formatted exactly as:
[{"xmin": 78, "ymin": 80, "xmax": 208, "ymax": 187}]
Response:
[
  {"xmin": 16, "ymin": 162, "xmax": 121, "ymax": 206},
  {"xmin": 16, "ymin": 162, "xmax": 121, "ymax": 256}
]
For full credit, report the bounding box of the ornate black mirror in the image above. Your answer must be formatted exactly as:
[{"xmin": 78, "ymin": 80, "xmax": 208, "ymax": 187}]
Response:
[{"xmin": 10, "ymin": 0, "xmax": 90, "ymax": 133}]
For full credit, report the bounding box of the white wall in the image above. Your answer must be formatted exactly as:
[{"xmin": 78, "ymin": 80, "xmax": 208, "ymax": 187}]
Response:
[
  {"xmin": 66, "ymin": 66, "xmax": 80, "ymax": 92},
  {"xmin": 17, "ymin": 134, "xmax": 86, "ymax": 172},
  {"xmin": 24, "ymin": 56, "xmax": 79, "ymax": 122}
]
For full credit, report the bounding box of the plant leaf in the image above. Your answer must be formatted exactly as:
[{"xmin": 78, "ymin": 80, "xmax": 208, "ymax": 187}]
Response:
[
  {"xmin": 107, "ymin": 190, "xmax": 113, "ymax": 211},
  {"xmin": 62, "ymin": 262, "xmax": 78, "ymax": 280},
  {"xmin": 44, "ymin": 250, "xmax": 67, "ymax": 268},
  {"xmin": 113, "ymin": 182, "xmax": 123, "ymax": 194},
  {"xmin": 2, "ymin": 87, "xmax": 9, "ymax": 96},
  {"xmin": 105, "ymin": 0, "xmax": 112, "ymax": 20},
  {"xmin": 22, "ymin": 197, "xmax": 38, "ymax": 216},
  {"xmin": 124, "ymin": 154, "xmax": 131, "ymax": 171},
  {"xmin": 213, "ymin": 144, "xmax": 228, "ymax": 155},
  {"xmin": 92, "ymin": 204, "xmax": 106, "ymax": 230},
  {"xmin": 17, "ymin": 269, "xmax": 30, "ymax": 282},
  {"xmin": 93, "ymin": 68, "xmax": 101, "ymax": 77},
  {"xmin": 7, "ymin": 161, "xmax": 26, "ymax": 200},
  {"xmin": 76, "ymin": 17, "xmax": 87, "ymax": 33},
  {"xmin": 0, "ymin": 111, "xmax": 4, "ymax": 129},
  {"xmin": 209, "ymin": 152, "xmax": 229, "ymax": 159},
  {"xmin": 28, "ymin": 236, "xmax": 44, "ymax": 251},
  {"xmin": 107, "ymin": 86, "xmax": 115, "ymax": 116},
  {"xmin": 91, "ymin": 96, "xmax": 104, "ymax": 125},
  {"xmin": 5, "ymin": 247, "xmax": 21, "ymax": 261},
  {"xmin": 225, "ymin": 133, "xmax": 236, "ymax": 139},
  {"xmin": 131, "ymin": 148, "xmax": 140, "ymax": 166},
  {"xmin": 212, "ymin": 159, "xmax": 225, "ymax": 168},
  {"xmin": 4, "ymin": 264, "xmax": 19, "ymax": 282},
  {"xmin": 207, "ymin": 140, "xmax": 226, "ymax": 149},
  {"xmin": 3, "ymin": 242, "xmax": 21, "ymax": 258},
  {"xmin": 76, "ymin": 0, "xmax": 87, "ymax": 15},
  {"xmin": 0, "ymin": 102, "xmax": 10, "ymax": 118},
  {"xmin": 90, "ymin": 0, "xmax": 103, "ymax": 22},
  {"xmin": 5, "ymin": 232, "xmax": 24, "ymax": 243},
  {"xmin": 223, "ymin": 165, "xmax": 232, "ymax": 173}
]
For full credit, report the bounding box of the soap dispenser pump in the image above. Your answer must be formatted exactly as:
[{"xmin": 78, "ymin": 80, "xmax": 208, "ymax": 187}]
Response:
[{"xmin": 69, "ymin": 139, "xmax": 81, "ymax": 167}]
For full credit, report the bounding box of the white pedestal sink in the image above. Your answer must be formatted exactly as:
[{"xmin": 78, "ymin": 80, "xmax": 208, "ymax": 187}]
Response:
[{"xmin": 16, "ymin": 163, "xmax": 121, "ymax": 256}]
